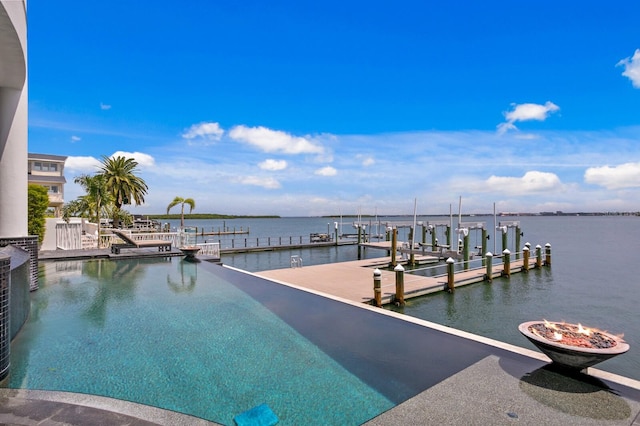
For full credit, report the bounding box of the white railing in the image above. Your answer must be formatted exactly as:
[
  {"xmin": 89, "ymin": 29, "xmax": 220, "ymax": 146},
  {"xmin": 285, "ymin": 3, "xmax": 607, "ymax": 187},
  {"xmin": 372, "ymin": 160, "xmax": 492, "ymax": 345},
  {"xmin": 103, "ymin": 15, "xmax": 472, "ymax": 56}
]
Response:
[
  {"xmin": 105, "ymin": 231, "xmax": 179, "ymax": 247},
  {"xmin": 81, "ymin": 234, "xmax": 98, "ymax": 249},
  {"xmin": 290, "ymin": 255, "xmax": 303, "ymax": 268},
  {"xmin": 196, "ymin": 242, "xmax": 220, "ymax": 258}
]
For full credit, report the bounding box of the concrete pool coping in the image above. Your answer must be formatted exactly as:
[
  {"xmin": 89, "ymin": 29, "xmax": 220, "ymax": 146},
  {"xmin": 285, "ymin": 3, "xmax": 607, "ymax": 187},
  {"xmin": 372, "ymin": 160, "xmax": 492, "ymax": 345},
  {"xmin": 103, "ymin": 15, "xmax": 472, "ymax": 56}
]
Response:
[
  {"xmin": 228, "ymin": 264, "xmax": 640, "ymax": 425},
  {"xmin": 5, "ymin": 255, "xmax": 640, "ymax": 425},
  {"xmin": 0, "ymin": 388, "xmax": 221, "ymax": 425}
]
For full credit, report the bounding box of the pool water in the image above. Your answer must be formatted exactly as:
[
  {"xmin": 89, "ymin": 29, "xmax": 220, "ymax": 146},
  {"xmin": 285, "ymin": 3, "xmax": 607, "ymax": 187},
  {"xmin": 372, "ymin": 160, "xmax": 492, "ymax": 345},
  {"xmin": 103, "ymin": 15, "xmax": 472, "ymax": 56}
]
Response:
[{"xmin": 6, "ymin": 258, "xmax": 394, "ymax": 425}]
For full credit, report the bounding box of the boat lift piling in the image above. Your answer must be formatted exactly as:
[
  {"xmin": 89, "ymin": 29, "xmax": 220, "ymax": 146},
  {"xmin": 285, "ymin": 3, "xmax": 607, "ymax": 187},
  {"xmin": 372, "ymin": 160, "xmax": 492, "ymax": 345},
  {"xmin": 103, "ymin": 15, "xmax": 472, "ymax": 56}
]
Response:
[{"xmin": 497, "ymin": 221, "xmax": 522, "ymax": 257}]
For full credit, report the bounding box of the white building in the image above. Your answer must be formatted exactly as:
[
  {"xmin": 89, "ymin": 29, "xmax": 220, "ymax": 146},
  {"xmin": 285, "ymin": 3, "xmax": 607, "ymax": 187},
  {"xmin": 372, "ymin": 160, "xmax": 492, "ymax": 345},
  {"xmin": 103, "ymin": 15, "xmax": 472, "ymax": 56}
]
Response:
[
  {"xmin": 28, "ymin": 153, "xmax": 68, "ymax": 217},
  {"xmin": 0, "ymin": 1, "xmax": 36, "ymax": 288},
  {"xmin": 0, "ymin": 0, "xmax": 28, "ymax": 239}
]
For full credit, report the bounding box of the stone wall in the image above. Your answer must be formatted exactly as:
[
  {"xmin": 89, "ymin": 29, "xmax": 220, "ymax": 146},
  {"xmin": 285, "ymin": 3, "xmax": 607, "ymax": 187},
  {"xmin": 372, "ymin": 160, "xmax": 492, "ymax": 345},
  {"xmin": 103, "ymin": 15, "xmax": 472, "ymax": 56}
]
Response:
[
  {"xmin": 0, "ymin": 236, "xmax": 38, "ymax": 291},
  {"xmin": 0, "ymin": 245, "xmax": 32, "ymax": 381}
]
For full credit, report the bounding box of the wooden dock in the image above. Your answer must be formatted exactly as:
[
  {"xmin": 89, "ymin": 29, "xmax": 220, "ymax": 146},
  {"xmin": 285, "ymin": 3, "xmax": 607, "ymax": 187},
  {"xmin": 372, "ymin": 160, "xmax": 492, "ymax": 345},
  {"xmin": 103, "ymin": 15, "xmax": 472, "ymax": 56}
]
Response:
[{"xmin": 257, "ymin": 255, "xmax": 532, "ymax": 305}]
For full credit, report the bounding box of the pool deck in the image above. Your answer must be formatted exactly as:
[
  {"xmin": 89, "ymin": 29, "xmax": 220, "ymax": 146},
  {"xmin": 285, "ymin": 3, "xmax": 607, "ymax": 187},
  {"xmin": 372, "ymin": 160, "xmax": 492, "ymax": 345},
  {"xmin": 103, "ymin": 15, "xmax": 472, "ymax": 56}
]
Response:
[{"xmin": 3, "ymin": 250, "xmax": 640, "ymax": 425}]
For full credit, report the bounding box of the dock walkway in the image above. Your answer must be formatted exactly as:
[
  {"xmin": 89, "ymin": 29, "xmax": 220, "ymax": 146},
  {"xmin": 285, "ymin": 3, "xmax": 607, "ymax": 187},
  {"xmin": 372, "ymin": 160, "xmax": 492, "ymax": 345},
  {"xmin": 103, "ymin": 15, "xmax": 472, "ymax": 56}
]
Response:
[{"xmin": 258, "ymin": 255, "xmax": 528, "ymax": 305}]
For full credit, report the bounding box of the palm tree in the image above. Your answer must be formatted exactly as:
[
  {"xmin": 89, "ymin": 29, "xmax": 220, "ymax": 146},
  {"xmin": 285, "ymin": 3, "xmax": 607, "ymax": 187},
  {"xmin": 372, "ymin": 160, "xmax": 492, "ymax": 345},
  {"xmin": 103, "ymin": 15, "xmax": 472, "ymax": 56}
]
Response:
[
  {"xmin": 99, "ymin": 155, "xmax": 148, "ymax": 228},
  {"xmin": 167, "ymin": 196, "xmax": 196, "ymax": 227},
  {"xmin": 73, "ymin": 174, "xmax": 109, "ymax": 222},
  {"xmin": 69, "ymin": 174, "xmax": 113, "ymax": 247}
]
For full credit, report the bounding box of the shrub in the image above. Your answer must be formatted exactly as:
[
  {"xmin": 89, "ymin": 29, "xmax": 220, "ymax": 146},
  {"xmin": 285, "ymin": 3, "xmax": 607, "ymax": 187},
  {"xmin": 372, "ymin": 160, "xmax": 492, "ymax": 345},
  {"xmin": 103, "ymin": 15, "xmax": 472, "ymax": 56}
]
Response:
[{"xmin": 28, "ymin": 184, "xmax": 49, "ymax": 244}]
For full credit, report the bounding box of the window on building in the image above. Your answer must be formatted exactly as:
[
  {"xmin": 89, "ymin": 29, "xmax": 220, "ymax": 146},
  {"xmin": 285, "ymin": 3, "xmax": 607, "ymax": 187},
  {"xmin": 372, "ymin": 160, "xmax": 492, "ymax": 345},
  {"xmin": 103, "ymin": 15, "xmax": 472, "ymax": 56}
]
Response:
[{"xmin": 32, "ymin": 162, "xmax": 60, "ymax": 172}]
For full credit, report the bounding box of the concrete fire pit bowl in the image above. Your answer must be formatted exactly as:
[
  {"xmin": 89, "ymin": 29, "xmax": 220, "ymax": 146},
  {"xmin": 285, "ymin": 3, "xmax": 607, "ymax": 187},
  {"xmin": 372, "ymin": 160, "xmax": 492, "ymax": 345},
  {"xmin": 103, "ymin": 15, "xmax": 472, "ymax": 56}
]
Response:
[
  {"xmin": 519, "ymin": 320, "xmax": 629, "ymax": 370},
  {"xmin": 179, "ymin": 246, "xmax": 201, "ymax": 259}
]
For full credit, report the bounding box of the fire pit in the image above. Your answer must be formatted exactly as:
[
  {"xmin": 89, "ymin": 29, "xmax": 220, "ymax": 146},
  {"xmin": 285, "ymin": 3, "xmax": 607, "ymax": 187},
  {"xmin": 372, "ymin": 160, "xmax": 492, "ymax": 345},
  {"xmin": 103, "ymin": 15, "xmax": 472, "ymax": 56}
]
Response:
[
  {"xmin": 519, "ymin": 320, "xmax": 629, "ymax": 370},
  {"xmin": 179, "ymin": 246, "xmax": 201, "ymax": 259}
]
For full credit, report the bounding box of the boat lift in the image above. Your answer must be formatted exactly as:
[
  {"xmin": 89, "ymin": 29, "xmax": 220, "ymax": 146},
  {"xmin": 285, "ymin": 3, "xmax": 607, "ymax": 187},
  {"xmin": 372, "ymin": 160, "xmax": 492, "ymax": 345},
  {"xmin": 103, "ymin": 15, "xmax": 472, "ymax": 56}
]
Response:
[
  {"xmin": 496, "ymin": 220, "xmax": 523, "ymax": 258},
  {"xmin": 456, "ymin": 221, "xmax": 489, "ymax": 267}
]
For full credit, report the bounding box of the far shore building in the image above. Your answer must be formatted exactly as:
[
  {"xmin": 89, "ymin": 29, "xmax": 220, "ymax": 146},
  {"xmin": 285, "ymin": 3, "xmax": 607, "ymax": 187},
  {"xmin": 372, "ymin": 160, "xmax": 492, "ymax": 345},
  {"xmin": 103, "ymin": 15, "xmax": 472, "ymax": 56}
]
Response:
[{"xmin": 28, "ymin": 153, "xmax": 68, "ymax": 217}]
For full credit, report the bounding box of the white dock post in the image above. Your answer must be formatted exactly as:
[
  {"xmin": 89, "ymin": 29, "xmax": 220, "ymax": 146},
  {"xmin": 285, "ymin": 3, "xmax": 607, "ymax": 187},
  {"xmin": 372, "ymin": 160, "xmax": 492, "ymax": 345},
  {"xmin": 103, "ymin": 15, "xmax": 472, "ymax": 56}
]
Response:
[
  {"xmin": 446, "ymin": 257, "xmax": 455, "ymax": 292},
  {"xmin": 485, "ymin": 252, "xmax": 493, "ymax": 282},
  {"xmin": 394, "ymin": 264, "xmax": 405, "ymax": 306},
  {"xmin": 373, "ymin": 269, "xmax": 382, "ymax": 307},
  {"xmin": 502, "ymin": 249, "xmax": 511, "ymax": 277}
]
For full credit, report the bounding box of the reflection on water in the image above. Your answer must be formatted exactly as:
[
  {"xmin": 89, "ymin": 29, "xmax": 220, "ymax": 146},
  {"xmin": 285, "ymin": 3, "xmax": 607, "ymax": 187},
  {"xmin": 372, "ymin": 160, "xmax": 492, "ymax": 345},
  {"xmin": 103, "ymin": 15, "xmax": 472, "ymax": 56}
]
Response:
[
  {"xmin": 10, "ymin": 257, "xmax": 393, "ymax": 425},
  {"xmin": 166, "ymin": 259, "xmax": 198, "ymax": 293}
]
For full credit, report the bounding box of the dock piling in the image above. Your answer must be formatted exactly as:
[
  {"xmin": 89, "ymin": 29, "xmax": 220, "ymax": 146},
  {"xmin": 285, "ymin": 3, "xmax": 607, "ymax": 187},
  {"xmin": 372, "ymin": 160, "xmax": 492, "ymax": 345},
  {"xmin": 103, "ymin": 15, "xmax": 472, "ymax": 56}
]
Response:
[
  {"xmin": 501, "ymin": 228, "xmax": 508, "ymax": 254},
  {"xmin": 523, "ymin": 246, "xmax": 529, "ymax": 272},
  {"xmin": 394, "ymin": 264, "xmax": 405, "ymax": 306},
  {"xmin": 446, "ymin": 257, "xmax": 455, "ymax": 292},
  {"xmin": 431, "ymin": 227, "xmax": 437, "ymax": 250},
  {"xmin": 536, "ymin": 244, "xmax": 542, "ymax": 268},
  {"xmin": 485, "ymin": 252, "xmax": 493, "ymax": 282},
  {"xmin": 545, "ymin": 243, "xmax": 552, "ymax": 266},
  {"xmin": 390, "ymin": 228, "xmax": 398, "ymax": 267},
  {"xmin": 463, "ymin": 233, "xmax": 470, "ymax": 270},
  {"xmin": 373, "ymin": 268, "xmax": 382, "ymax": 307},
  {"xmin": 481, "ymin": 228, "xmax": 488, "ymax": 266},
  {"xmin": 502, "ymin": 249, "xmax": 511, "ymax": 277},
  {"xmin": 409, "ymin": 226, "xmax": 415, "ymax": 266}
]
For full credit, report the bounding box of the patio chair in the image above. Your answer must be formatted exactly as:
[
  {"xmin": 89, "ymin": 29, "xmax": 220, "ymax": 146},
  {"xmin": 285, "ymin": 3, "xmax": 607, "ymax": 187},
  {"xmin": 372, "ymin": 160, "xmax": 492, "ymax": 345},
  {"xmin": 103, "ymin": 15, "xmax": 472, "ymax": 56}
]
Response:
[{"xmin": 110, "ymin": 230, "xmax": 172, "ymax": 254}]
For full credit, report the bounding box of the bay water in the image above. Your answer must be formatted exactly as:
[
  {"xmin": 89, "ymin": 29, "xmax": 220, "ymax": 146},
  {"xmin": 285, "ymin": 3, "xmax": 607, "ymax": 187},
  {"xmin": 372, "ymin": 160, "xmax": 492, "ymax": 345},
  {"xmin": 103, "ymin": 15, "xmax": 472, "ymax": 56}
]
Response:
[{"xmin": 165, "ymin": 214, "xmax": 640, "ymax": 380}]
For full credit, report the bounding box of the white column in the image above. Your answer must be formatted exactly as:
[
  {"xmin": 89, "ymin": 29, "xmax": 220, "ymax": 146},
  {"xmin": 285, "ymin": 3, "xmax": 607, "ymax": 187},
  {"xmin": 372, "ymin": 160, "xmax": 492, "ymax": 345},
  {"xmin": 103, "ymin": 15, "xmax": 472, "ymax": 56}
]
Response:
[{"xmin": 0, "ymin": 1, "xmax": 28, "ymax": 238}]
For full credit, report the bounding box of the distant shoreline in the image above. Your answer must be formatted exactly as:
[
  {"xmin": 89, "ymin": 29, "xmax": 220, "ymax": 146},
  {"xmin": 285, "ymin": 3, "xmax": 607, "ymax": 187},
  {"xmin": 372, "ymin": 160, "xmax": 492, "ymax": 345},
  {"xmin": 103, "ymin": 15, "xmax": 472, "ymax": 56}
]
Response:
[
  {"xmin": 147, "ymin": 213, "xmax": 280, "ymax": 220},
  {"xmin": 320, "ymin": 212, "xmax": 639, "ymax": 218},
  {"xmin": 144, "ymin": 211, "xmax": 638, "ymax": 220}
]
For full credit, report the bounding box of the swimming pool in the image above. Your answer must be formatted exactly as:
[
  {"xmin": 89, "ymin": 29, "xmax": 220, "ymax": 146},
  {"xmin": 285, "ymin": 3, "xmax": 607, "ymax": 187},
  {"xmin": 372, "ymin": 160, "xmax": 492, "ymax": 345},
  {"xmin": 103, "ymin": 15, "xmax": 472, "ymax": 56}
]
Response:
[{"xmin": 5, "ymin": 257, "xmax": 530, "ymax": 425}]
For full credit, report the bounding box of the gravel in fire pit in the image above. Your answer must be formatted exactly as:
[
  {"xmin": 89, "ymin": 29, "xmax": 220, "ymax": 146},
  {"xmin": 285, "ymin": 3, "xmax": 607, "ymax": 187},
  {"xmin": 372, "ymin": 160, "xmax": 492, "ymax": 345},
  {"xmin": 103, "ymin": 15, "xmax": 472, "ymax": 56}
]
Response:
[{"xmin": 528, "ymin": 322, "xmax": 619, "ymax": 349}]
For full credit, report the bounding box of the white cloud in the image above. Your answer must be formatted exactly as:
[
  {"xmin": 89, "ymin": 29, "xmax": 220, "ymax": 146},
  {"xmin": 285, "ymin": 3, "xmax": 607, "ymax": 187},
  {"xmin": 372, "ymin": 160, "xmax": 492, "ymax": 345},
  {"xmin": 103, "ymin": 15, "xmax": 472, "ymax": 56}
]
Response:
[
  {"xmin": 64, "ymin": 152, "xmax": 155, "ymax": 173},
  {"xmin": 485, "ymin": 171, "xmax": 562, "ymax": 194},
  {"xmin": 61, "ymin": 127, "xmax": 640, "ymax": 216},
  {"xmin": 100, "ymin": 102, "xmax": 111, "ymax": 110},
  {"xmin": 65, "ymin": 156, "xmax": 102, "ymax": 172},
  {"xmin": 71, "ymin": 135, "xmax": 81, "ymax": 142},
  {"xmin": 315, "ymin": 166, "xmax": 337, "ymax": 176},
  {"xmin": 584, "ymin": 162, "xmax": 640, "ymax": 189},
  {"xmin": 229, "ymin": 125, "xmax": 324, "ymax": 154},
  {"xmin": 182, "ymin": 122, "xmax": 224, "ymax": 143},
  {"xmin": 238, "ymin": 176, "xmax": 281, "ymax": 189},
  {"xmin": 497, "ymin": 101, "xmax": 560, "ymax": 134},
  {"xmin": 259, "ymin": 159, "xmax": 287, "ymax": 171},
  {"xmin": 357, "ymin": 154, "xmax": 375, "ymax": 166},
  {"xmin": 111, "ymin": 151, "xmax": 156, "ymax": 168},
  {"xmin": 617, "ymin": 49, "xmax": 640, "ymax": 88}
]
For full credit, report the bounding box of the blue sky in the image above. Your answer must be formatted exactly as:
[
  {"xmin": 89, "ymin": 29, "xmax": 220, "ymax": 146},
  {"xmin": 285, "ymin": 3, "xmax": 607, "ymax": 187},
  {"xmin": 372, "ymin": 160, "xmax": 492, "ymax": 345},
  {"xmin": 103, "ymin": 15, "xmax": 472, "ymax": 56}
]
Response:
[{"xmin": 27, "ymin": 1, "xmax": 640, "ymax": 216}]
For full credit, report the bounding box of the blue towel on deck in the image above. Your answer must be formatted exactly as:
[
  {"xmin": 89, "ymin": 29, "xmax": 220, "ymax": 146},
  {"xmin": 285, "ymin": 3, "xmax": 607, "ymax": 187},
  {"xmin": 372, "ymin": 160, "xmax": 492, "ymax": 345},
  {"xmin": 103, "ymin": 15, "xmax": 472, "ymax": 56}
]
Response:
[{"xmin": 234, "ymin": 403, "xmax": 278, "ymax": 426}]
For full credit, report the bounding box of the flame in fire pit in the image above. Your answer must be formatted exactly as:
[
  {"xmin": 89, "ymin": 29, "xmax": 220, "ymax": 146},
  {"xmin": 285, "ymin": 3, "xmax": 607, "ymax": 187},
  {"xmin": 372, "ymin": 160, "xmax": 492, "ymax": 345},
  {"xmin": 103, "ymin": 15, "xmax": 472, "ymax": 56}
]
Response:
[
  {"xmin": 532, "ymin": 320, "xmax": 623, "ymax": 349},
  {"xmin": 577, "ymin": 323, "xmax": 590, "ymax": 336}
]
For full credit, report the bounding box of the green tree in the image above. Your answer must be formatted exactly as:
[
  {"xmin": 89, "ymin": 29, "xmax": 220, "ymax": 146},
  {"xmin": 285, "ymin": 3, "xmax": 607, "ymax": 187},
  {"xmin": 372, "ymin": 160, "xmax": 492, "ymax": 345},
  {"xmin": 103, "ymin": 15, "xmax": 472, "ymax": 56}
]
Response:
[
  {"xmin": 166, "ymin": 196, "xmax": 196, "ymax": 227},
  {"xmin": 99, "ymin": 156, "xmax": 148, "ymax": 228},
  {"xmin": 28, "ymin": 184, "xmax": 49, "ymax": 244},
  {"xmin": 71, "ymin": 174, "xmax": 109, "ymax": 222}
]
